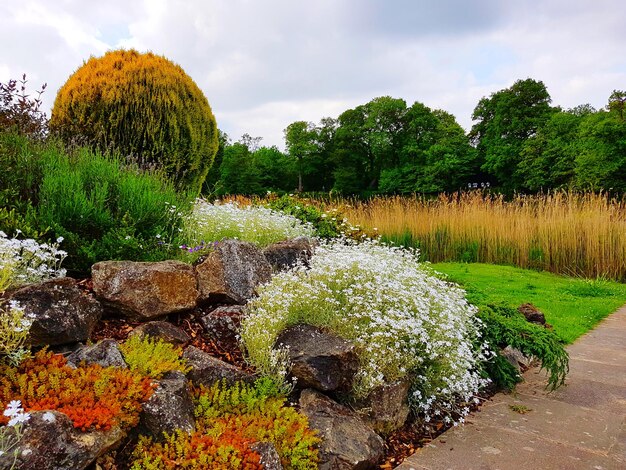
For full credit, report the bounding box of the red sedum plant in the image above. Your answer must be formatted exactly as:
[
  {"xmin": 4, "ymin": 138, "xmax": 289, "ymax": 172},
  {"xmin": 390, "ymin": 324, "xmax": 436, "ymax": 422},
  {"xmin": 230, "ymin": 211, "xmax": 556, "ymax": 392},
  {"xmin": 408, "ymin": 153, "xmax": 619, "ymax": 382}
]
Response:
[{"xmin": 0, "ymin": 349, "xmax": 155, "ymax": 431}]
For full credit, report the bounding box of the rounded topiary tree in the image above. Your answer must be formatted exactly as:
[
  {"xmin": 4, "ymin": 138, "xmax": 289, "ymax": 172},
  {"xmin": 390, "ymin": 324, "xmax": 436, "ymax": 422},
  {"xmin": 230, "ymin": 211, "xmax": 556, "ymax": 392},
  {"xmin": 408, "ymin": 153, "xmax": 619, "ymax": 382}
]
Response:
[{"xmin": 50, "ymin": 49, "xmax": 218, "ymax": 194}]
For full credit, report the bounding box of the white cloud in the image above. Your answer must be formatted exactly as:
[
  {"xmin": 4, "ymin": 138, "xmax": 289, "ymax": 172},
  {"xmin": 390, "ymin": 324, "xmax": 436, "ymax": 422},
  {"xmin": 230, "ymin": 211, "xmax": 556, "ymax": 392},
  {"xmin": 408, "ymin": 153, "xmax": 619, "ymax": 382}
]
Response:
[{"xmin": 1, "ymin": 0, "xmax": 624, "ymax": 147}]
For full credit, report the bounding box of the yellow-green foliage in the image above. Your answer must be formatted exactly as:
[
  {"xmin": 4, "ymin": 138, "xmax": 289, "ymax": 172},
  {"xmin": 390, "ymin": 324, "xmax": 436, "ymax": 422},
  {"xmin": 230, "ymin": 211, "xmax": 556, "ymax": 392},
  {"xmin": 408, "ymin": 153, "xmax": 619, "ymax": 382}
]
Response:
[
  {"xmin": 120, "ymin": 335, "xmax": 190, "ymax": 379},
  {"xmin": 131, "ymin": 380, "xmax": 319, "ymax": 470},
  {"xmin": 50, "ymin": 49, "xmax": 218, "ymax": 194}
]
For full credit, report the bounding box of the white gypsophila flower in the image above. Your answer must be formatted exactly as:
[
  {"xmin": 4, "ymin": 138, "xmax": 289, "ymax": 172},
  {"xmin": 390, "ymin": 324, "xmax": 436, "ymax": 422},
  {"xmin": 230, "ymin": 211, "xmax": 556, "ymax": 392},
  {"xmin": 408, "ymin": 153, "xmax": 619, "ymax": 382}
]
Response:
[
  {"xmin": 241, "ymin": 238, "xmax": 491, "ymax": 423},
  {"xmin": 183, "ymin": 199, "xmax": 315, "ymax": 248}
]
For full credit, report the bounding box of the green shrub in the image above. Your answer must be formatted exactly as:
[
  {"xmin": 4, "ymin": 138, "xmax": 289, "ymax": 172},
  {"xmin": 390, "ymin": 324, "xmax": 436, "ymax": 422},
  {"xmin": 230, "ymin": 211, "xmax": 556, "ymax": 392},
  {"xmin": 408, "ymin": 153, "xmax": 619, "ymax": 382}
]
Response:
[
  {"xmin": 50, "ymin": 49, "xmax": 218, "ymax": 194},
  {"xmin": 120, "ymin": 335, "xmax": 190, "ymax": 379},
  {"xmin": 34, "ymin": 145, "xmax": 191, "ymax": 275},
  {"xmin": 477, "ymin": 304, "xmax": 569, "ymax": 391}
]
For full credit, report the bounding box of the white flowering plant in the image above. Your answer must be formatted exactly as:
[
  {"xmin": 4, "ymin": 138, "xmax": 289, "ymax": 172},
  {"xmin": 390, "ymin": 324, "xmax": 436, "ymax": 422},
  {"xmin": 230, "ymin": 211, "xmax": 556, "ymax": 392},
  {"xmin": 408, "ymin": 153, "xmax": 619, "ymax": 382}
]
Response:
[
  {"xmin": 0, "ymin": 231, "xmax": 66, "ymax": 290},
  {"xmin": 240, "ymin": 239, "xmax": 491, "ymax": 422},
  {"xmin": 181, "ymin": 200, "xmax": 315, "ymax": 253},
  {"xmin": 0, "ymin": 400, "xmax": 30, "ymax": 467},
  {"xmin": 0, "ymin": 301, "xmax": 33, "ymax": 367}
]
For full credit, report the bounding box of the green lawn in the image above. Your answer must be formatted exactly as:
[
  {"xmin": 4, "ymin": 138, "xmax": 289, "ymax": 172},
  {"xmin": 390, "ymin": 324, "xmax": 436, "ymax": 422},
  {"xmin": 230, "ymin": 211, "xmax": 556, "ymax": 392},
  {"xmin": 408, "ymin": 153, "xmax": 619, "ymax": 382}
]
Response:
[{"xmin": 429, "ymin": 262, "xmax": 626, "ymax": 344}]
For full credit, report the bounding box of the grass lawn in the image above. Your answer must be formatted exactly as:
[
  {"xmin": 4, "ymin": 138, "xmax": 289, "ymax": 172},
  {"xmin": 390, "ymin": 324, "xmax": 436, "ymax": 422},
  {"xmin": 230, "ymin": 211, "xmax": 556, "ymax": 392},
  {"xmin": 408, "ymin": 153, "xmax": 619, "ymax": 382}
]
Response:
[{"xmin": 429, "ymin": 262, "xmax": 626, "ymax": 344}]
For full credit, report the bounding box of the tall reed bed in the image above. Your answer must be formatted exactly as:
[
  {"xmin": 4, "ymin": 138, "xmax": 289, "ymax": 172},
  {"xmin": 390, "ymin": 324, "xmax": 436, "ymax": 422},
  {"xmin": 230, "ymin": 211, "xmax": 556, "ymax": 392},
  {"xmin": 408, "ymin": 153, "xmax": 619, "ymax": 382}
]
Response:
[{"xmin": 341, "ymin": 192, "xmax": 626, "ymax": 281}]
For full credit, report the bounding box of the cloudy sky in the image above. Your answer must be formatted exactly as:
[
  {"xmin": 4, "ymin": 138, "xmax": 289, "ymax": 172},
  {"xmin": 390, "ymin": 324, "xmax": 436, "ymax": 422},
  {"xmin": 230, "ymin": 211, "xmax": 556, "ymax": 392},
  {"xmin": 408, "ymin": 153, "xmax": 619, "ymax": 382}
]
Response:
[{"xmin": 1, "ymin": 0, "xmax": 624, "ymax": 148}]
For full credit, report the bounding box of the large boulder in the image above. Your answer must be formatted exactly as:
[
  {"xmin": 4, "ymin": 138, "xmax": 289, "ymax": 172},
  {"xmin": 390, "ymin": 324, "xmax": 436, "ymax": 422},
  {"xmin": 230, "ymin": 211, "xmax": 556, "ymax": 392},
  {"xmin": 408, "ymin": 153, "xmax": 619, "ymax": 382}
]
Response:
[
  {"xmin": 66, "ymin": 339, "xmax": 127, "ymax": 369},
  {"xmin": 199, "ymin": 305, "xmax": 244, "ymax": 348},
  {"xmin": 91, "ymin": 260, "xmax": 198, "ymax": 321},
  {"xmin": 0, "ymin": 410, "xmax": 124, "ymax": 470},
  {"xmin": 140, "ymin": 371, "xmax": 195, "ymax": 439},
  {"xmin": 353, "ymin": 380, "xmax": 410, "ymax": 435},
  {"xmin": 129, "ymin": 321, "xmax": 191, "ymax": 347},
  {"xmin": 299, "ymin": 389, "xmax": 384, "ymax": 470},
  {"xmin": 276, "ymin": 324, "xmax": 359, "ymax": 393},
  {"xmin": 194, "ymin": 240, "xmax": 271, "ymax": 304},
  {"xmin": 9, "ymin": 278, "xmax": 103, "ymax": 347},
  {"xmin": 263, "ymin": 237, "xmax": 316, "ymax": 271},
  {"xmin": 183, "ymin": 345, "xmax": 254, "ymax": 387}
]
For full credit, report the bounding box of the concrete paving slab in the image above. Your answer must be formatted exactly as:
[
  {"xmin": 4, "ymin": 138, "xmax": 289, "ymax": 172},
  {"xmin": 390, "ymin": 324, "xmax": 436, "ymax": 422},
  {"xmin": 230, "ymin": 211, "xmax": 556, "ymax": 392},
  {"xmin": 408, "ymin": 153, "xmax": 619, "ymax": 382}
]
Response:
[
  {"xmin": 397, "ymin": 304, "xmax": 626, "ymax": 470},
  {"xmin": 396, "ymin": 424, "xmax": 624, "ymax": 470}
]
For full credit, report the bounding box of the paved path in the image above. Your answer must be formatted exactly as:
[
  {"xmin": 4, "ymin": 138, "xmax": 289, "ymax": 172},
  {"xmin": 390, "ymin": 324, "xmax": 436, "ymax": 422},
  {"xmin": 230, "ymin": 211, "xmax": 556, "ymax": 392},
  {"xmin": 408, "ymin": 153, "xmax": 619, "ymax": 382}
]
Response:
[{"xmin": 397, "ymin": 305, "xmax": 626, "ymax": 470}]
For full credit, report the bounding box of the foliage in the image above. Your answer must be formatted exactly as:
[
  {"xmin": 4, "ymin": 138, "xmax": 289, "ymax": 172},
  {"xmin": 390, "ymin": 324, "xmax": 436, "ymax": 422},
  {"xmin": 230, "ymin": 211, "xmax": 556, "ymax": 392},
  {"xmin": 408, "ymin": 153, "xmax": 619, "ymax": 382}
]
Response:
[
  {"xmin": 0, "ymin": 349, "xmax": 154, "ymax": 431},
  {"xmin": 470, "ymin": 78, "xmax": 555, "ymax": 191},
  {"xmin": 343, "ymin": 191, "xmax": 626, "ymax": 281},
  {"xmin": 120, "ymin": 335, "xmax": 190, "ymax": 379},
  {"xmin": 34, "ymin": 144, "xmax": 191, "ymax": 275},
  {"xmin": 0, "ymin": 231, "xmax": 66, "ymax": 289},
  {"xmin": 183, "ymin": 200, "xmax": 315, "ymax": 250},
  {"xmin": 131, "ymin": 380, "xmax": 319, "ymax": 470},
  {"xmin": 0, "ymin": 301, "xmax": 32, "ymax": 367},
  {"xmin": 241, "ymin": 239, "xmax": 489, "ymax": 423},
  {"xmin": 264, "ymin": 194, "xmax": 361, "ymax": 239},
  {"xmin": 477, "ymin": 305, "xmax": 569, "ymax": 391},
  {"xmin": 430, "ymin": 262, "xmax": 626, "ymax": 344},
  {"xmin": 0, "ymin": 75, "xmax": 48, "ymax": 140},
  {"xmin": 131, "ymin": 430, "xmax": 262, "ymax": 469},
  {"xmin": 50, "ymin": 49, "xmax": 218, "ymax": 194}
]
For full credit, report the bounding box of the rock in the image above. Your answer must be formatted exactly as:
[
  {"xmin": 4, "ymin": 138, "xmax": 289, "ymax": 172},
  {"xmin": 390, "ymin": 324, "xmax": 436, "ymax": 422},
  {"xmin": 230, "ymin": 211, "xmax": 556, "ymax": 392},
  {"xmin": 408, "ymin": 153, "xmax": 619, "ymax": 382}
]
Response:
[
  {"xmin": 353, "ymin": 380, "xmax": 410, "ymax": 435},
  {"xmin": 501, "ymin": 345, "xmax": 535, "ymax": 372},
  {"xmin": 194, "ymin": 240, "xmax": 271, "ymax": 304},
  {"xmin": 199, "ymin": 305, "xmax": 244, "ymax": 348},
  {"xmin": 250, "ymin": 442, "xmax": 283, "ymax": 470},
  {"xmin": 183, "ymin": 345, "xmax": 254, "ymax": 387},
  {"xmin": 518, "ymin": 303, "xmax": 546, "ymax": 325},
  {"xmin": 263, "ymin": 237, "xmax": 316, "ymax": 271},
  {"xmin": 66, "ymin": 339, "xmax": 127, "ymax": 369},
  {"xmin": 91, "ymin": 260, "xmax": 198, "ymax": 321},
  {"xmin": 299, "ymin": 389, "xmax": 384, "ymax": 470},
  {"xmin": 276, "ymin": 324, "xmax": 358, "ymax": 393},
  {"xmin": 0, "ymin": 410, "xmax": 124, "ymax": 470},
  {"xmin": 9, "ymin": 278, "xmax": 103, "ymax": 347},
  {"xmin": 129, "ymin": 321, "xmax": 191, "ymax": 347},
  {"xmin": 140, "ymin": 371, "xmax": 195, "ymax": 438}
]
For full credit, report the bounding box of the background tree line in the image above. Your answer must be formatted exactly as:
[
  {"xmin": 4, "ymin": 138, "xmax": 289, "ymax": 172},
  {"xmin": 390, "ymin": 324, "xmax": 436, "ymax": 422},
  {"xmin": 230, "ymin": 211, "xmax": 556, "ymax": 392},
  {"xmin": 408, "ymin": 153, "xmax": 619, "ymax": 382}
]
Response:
[{"xmin": 205, "ymin": 79, "xmax": 626, "ymax": 196}]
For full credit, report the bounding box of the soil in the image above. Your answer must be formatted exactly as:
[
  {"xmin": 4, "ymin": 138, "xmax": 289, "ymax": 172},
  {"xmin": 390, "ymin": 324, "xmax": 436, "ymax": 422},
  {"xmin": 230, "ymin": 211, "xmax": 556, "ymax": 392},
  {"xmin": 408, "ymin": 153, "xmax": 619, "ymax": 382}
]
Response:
[{"xmin": 87, "ymin": 304, "xmax": 493, "ymax": 469}]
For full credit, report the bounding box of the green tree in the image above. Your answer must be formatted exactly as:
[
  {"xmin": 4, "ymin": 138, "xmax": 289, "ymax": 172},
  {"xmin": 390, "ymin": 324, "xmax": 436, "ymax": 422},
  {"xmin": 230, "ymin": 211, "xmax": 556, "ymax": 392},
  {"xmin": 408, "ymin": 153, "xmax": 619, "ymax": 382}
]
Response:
[
  {"xmin": 574, "ymin": 109, "xmax": 626, "ymax": 192},
  {"xmin": 607, "ymin": 90, "xmax": 626, "ymax": 121},
  {"xmin": 254, "ymin": 146, "xmax": 297, "ymax": 192},
  {"xmin": 284, "ymin": 121, "xmax": 317, "ymax": 192},
  {"xmin": 218, "ymin": 142, "xmax": 262, "ymax": 195},
  {"xmin": 470, "ymin": 78, "xmax": 554, "ymax": 191},
  {"xmin": 517, "ymin": 109, "xmax": 586, "ymax": 190}
]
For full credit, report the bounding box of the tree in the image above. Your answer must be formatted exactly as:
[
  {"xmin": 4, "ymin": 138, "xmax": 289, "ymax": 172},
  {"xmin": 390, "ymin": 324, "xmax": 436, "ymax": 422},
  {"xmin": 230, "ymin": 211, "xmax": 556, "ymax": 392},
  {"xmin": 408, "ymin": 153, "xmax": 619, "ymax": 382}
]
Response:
[
  {"xmin": 50, "ymin": 49, "xmax": 218, "ymax": 195},
  {"xmin": 517, "ymin": 110, "xmax": 582, "ymax": 190},
  {"xmin": 470, "ymin": 78, "xmax": 554, "ymax": 191},
  {"xmin": 607, "ymin": 90, "xmax": 626, "ymax": 121},
  {"xmin": 284, "ymin": 121, "xmax": 317, "ymax": 192},
  {"xmin": 218, "ymin": 142, "xmax": 262, "ymax": 195},
  {"xmin": 202, "ymin": 129, "xmax": 230, "ymax": 195},
  {"xmin": 574, "ymin": 109, "xmax": 626, "ymax": 192},
  {"xmin": 254, "ymin": 146, "xmax": 297, "ymax": 191}
]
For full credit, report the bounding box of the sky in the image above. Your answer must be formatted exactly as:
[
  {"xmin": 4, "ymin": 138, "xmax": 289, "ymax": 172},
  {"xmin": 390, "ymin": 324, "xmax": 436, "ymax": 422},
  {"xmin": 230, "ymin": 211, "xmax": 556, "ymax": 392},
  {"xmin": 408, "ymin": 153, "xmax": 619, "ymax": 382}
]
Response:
[{"xmin": 1, "ymin": 0, "xmax": 624, "ymax": 149}]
